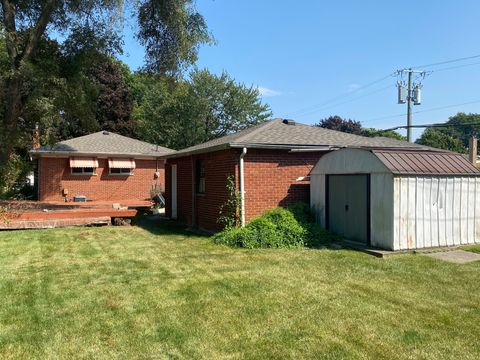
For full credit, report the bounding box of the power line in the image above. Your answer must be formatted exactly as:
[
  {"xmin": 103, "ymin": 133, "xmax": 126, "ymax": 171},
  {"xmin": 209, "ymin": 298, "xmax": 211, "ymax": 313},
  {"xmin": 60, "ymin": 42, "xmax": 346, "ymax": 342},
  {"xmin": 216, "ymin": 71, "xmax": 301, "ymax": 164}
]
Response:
[
  {"xmin": 286, "ymin": 73, "xmax": 394, "ymax": 117},
  {"xmin": 365, "ymin": 99, "xmax": 480, "ymax": 124},
  {"xmin": 430, "ymin": 60, "xmax": 480, "ymax": 73},
  {"xmin": 293, "ymin": 85, "xmax": 394, "ymax": 118},
  {"xmin": 384, "ymin": 122, "xmax": 480, "ymax": 131},
  {"xmin": 286, "ymin": 54, "xmax": 480, "ymax": 121},
  {"xmin": 411, "ymin": 54, "xmax": 480, "ymax": 69}
]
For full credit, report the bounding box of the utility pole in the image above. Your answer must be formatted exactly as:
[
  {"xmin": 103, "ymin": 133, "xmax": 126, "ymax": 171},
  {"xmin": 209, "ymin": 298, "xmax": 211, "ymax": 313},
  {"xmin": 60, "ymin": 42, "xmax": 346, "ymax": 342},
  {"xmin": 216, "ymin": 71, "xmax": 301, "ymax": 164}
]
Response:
[
  {"xmin": 406, "ymin": 69, "xmax": 413, "ymax": 142},
  {"xmin": 396, "ymin": 68, "xmax": 425, "ymax": 142}
]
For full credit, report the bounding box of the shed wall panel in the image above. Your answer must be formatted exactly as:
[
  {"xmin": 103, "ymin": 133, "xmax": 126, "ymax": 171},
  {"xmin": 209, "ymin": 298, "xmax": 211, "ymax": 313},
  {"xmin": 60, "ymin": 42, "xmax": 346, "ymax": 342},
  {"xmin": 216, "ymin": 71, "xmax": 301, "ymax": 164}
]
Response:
[
  {"xmin": 310, "ymin": 174, "xmax": 326, "ymax": 228},
  {"xmin": 452, "ymin": 178, "xmax": 461, "ymax": 245},
  {"xmin": 445, "ymin": 178, "xmax": 454, "ymax": 246},
  {"xmin": 415, "ymin": 178, "xmax": 425, "ymax": 249},
  {"xmin": 430, "ymin": 178, "xmax": 439, "ymax": 247},
  {"xmin": 393, "ymin": 176, "xmax": 480, "ymax": 250},
  {"xmin": 370, "ymin": 173, "xmax": 394, "ymax": 249},
  {"xmin": 467, "ymin": 178, "xmax": 476, "ymax": 244}
]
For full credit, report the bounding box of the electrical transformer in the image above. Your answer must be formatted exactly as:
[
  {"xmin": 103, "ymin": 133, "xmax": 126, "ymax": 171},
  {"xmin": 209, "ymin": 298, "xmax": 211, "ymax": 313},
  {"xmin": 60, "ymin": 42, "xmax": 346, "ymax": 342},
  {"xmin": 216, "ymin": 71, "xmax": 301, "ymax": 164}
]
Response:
[
  {"xmin": 413, "ymin": 85, "xmax": 422, "ymax": 105},
  {"xmin": 397, "ymin": 82, "xmax": 406, "ymax": 104}
]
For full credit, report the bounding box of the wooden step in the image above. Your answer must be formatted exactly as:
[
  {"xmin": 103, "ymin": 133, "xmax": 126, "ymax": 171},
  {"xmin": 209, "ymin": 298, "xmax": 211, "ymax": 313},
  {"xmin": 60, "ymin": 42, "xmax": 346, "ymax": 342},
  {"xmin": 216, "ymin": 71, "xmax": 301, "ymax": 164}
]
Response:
[
  {"xmin": 0, "ymin": 216, "xmax": 111, "ymax": 230},
  {"xmin": 16, "ymin": 209, "xmax": 137, "ymax": 220}
]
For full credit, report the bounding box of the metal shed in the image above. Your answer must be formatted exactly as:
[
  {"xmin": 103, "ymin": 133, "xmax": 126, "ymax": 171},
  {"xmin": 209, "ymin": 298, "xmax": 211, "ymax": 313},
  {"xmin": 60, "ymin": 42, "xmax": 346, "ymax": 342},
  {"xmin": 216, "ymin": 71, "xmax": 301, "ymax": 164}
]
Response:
[{"xmin": 310, "ymin": 148, "xmax": 480, "ymax": 250}]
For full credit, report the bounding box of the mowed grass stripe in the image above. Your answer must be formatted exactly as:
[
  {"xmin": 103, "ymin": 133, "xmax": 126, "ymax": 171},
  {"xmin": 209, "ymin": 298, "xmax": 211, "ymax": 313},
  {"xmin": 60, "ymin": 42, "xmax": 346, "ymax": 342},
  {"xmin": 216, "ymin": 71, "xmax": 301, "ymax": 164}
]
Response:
[{"xmin": 0, "ymin": 224, "xmax": 478, "ymax": 359}]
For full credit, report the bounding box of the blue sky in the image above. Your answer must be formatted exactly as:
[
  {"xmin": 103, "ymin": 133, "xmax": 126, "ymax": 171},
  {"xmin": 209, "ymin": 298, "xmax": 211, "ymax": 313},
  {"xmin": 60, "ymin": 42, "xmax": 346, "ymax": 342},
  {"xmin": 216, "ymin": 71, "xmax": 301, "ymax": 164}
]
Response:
[{"xmin": 120, "ymin": 0, "xmax": 480, "ymax": 139}]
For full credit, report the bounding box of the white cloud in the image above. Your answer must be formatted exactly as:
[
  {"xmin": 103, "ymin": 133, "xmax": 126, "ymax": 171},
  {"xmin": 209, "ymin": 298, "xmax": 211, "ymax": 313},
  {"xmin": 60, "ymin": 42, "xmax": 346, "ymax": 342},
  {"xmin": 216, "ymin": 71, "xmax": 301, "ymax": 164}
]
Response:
[
  {"xmin": 348, "ymin": 83, "xmax": 361, "ymax": 92},
  {"xmin": 258, "ymin": 86, "xmax": 282, "ymax": 97}
]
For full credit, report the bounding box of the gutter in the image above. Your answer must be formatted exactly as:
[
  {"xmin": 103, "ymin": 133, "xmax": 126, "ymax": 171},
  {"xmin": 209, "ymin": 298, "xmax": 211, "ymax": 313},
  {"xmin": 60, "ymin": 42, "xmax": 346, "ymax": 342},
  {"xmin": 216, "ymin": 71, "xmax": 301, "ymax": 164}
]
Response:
[
  {"xmin": 239, "ymin": 147, "xmax": 247, "ymax": 227},
  {"xmin": 28, "ymin": 151, "xmax": 170, "ymax": 160},
  {"xmin": 165, "ymin": 143, "xmax": 337, "ymax": 159}
]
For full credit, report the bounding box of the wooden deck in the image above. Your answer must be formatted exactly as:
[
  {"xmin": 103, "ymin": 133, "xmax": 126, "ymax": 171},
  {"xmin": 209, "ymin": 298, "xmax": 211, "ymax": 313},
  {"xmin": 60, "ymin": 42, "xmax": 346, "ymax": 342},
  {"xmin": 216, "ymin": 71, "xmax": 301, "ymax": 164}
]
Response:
[
  {"xmin": 0, "ymin": 200, "xmax": 152, "ymax": 230},
  {"xmin": 1, "ymin": 217, "xmax": 112, "ymax": 230}
]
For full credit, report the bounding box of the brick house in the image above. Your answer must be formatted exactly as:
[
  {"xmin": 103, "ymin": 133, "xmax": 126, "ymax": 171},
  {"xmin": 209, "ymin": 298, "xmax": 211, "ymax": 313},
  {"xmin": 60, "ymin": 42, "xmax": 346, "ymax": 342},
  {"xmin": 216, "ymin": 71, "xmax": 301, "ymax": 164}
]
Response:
[
  {"xmin": 164, "ymin": 119, "xmax": 428, "ymax": 232},
  {"xmin": 29, "ymin": 131, "xmax": 173, "ymax": 202}
]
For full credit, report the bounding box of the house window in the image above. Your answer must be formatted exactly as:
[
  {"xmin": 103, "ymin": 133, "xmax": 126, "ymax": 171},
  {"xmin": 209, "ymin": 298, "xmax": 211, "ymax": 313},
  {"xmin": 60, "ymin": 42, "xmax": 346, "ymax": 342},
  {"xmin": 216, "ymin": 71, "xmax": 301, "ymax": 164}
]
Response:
[
  {"xmin": 108, "ymin": 158, "xmax": 136, "ymax": 176},
  {"xmin": 195, "ymin": 159, "xmax": 206, "ymax": 194},
  {"xmin": 71, "ymin": 167, "xmax": 96, "ymax": 175},
  {"xmin": 69, "ymin": 157, "xmax": 98, "ymax": 175},
  {"xmin": 109, "ymin": 168, "xmax": 133, "ymax": 175}
]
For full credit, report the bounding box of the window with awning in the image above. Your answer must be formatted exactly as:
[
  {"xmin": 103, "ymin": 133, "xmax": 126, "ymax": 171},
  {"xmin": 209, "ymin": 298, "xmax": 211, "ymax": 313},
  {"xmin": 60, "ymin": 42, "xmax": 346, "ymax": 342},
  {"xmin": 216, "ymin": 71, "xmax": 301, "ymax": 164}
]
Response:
[
  {"xmin": 69, "ymin": 157, "xmax": 98, "ymax": 175},
  {"xmin": 108, "ymin": 158, "xmax": 136, "ymax": 175},
  {"xmin": 70, "ymin": 157, "xmax": 99, "ymax": 168}
]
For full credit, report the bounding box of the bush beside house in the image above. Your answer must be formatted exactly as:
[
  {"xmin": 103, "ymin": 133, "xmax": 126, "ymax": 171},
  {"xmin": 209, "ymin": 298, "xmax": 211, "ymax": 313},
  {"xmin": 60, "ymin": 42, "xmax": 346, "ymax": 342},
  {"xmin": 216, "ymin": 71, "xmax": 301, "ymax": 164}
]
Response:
[{"xmin": 213, "ymin": 202, "xmax": 337, "ymax": 249}]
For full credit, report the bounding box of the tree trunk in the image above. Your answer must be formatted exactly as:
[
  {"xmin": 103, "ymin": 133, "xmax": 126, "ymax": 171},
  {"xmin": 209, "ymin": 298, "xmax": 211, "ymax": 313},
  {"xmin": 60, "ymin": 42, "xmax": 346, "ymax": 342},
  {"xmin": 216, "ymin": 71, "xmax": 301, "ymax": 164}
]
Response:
[{"xmin": 0, "ymin": 74, "xmax": 23, "ymax": 167}]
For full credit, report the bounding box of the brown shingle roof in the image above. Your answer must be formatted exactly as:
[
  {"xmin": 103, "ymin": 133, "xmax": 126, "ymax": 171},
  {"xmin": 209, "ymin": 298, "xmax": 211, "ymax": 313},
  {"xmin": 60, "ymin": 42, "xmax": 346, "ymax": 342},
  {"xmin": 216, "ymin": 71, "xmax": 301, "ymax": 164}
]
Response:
[
  {"xmin": 167, "ymin": 118, "xmax": 431, "ymax": 157},
  {"xmin": 30, "ymin": 131, "xmax": 173, "ymax": 157}
]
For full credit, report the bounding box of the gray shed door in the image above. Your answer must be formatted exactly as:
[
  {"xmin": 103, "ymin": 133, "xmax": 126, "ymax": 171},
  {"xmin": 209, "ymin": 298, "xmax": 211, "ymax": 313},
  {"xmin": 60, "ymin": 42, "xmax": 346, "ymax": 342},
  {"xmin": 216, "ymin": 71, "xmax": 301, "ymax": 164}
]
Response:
[{"xmin": 328, "ymin": 175, "xmax": 369, "ymax": 244}]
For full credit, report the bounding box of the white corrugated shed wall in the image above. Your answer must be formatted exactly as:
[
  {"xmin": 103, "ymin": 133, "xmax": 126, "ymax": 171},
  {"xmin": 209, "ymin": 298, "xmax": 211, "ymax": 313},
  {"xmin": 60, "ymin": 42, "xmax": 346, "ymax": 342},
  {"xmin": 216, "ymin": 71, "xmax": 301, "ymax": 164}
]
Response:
[{"xmin": 393, "ymin": 176, "xmax": 480, "ymax": 250}]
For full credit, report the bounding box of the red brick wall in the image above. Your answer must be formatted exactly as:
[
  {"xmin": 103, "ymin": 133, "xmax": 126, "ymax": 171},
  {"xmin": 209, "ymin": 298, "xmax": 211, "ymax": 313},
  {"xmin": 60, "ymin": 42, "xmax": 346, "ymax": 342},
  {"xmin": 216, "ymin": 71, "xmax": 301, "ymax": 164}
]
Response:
[
  {"xmin": 165, "ymin": 149, "xmax": 238, "ymax": 231},
  {"xmin": 38, "ymin": 157, "xmax": 164, "ymax": 201},
  {"xmin": 243, "ymin": 149, "xmax": 325, "ymax": 222},
  {"xmin": 165, "ymin": 148, "xmax": 325, "ymax": 232}
]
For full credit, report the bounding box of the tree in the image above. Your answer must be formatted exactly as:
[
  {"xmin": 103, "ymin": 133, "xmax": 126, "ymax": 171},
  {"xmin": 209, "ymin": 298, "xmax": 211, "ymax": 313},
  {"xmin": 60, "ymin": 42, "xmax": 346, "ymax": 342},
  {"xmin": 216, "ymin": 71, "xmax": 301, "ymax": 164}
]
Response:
[
  {"xmin": 132, "ymin": 73, "xmax": 187, "ymax": 149},
  {"xmin": 361, "ymin": 128, "xmax": 407, "ymax": 141},
  {"xmin": 414, "ymin": 113, "xmax": 480, "ymax": 153},
  {"xmin": 436, "ymin": 112, "xmax": 480, "ymax": 149},
  {"xmin": 89, "ymin": 58, "xmax": 136, "ymax": 136},
  {"xmin": 316, "ymin": 115, "xmax": 363, "ymax": 135},
  {"xmin": 0, "ymin": 0, "xmax": 211, "ymax": 184},
  {"xmin": 138, "ymin": 0, "xmax": 213, "ymax": 74},
  {"xmin": 415, "ymin": 128, "xmax": 466, "ymax": 153},
  {"xmin": 316, "ymin": 115, "xmax": 405, "ymax": 140},
  {"xmin": 135, "ymin": 69, "xmax": 272, "ymax": 149}
]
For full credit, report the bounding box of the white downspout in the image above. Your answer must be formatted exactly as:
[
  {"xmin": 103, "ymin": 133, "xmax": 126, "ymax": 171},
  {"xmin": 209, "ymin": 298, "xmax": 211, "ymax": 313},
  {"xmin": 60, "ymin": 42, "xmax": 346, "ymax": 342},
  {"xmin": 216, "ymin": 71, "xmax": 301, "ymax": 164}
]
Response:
[{"xmin": 239, "ymin": 147, "xmax": 247, "ymax": 227}]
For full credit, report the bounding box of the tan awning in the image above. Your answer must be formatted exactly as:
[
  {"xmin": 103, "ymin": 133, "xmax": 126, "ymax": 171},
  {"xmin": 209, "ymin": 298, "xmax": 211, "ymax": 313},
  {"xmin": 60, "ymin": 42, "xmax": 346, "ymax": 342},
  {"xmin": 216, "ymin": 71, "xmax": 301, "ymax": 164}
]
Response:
[
  {"xmin": 108, "ymin": 158, "xmax": 136, "ymax": 169},
  {"xmin": 69, "ymin": 157, "xmax": 98, "ymax": 168}
]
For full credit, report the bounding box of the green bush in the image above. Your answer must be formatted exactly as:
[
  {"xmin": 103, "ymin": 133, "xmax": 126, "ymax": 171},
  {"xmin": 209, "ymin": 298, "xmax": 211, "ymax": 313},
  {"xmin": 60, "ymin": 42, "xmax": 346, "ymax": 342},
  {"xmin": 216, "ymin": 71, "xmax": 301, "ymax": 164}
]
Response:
[
  {"xmin": 286, "ymin": 202, "xmax": 337, "ymax": 247},
  {"xmin": 213, "ymin": 202, "xmax": 334, "ymax": 249}
]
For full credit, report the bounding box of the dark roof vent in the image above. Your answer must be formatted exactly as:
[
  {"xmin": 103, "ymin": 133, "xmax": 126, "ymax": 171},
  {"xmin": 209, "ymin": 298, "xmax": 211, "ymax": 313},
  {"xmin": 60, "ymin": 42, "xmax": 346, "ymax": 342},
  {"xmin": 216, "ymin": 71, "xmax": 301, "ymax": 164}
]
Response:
[
  {"xmin": 282, "ymin": 119, "xmax": 296, "ymax": 125},
  {"xmin": 102, "ymin": 131, "xmax": 110, "ymax": 135}
]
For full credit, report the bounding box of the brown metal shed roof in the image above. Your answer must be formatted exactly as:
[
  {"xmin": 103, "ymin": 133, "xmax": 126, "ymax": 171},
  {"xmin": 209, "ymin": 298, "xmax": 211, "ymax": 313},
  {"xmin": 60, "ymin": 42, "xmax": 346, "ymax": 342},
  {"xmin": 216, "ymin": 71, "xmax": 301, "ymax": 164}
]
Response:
[{"xmin": 373, "ymin": 150, "xmax": 480, "ymax": 175}]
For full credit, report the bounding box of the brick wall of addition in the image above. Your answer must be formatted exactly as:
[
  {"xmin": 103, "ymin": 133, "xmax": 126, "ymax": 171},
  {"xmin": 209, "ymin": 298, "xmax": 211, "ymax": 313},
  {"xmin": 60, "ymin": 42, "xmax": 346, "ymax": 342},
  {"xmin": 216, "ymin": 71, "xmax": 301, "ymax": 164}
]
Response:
[
  {"xmin": 38, "ymin": 157, "xmax": 164, "ymax": 202},
  {"xmin": 243, "ymin": 149, "xmax": 325, "ymax": 222},
  {"xmin": 165, "ymin": 148, "xmax": 325, "ymax": 232},
  {"xmin": 165, "ymin": 149, "xmax": 238, "ymax": 231}
]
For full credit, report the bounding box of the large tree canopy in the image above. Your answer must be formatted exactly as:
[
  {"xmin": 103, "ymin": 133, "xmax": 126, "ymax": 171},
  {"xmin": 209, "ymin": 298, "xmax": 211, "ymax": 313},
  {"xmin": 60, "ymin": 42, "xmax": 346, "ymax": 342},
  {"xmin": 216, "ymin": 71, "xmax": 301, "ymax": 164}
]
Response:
[
  {"xmin": 0, "ymin": 0, "xmax": 211, "ymax": 194},
  {"xmin": 316, "ymin": 115, "xmax": 406, "ymax": 141},
  {"xmin": 415, "ymin": 128, "xmax": 466, "ymax": 154},
  {"xmin": 317, "ymin": 115, "xmax": 363, "ymax": 135},
  {"xmin": 135, "ymin": 69, "xmax": 272, "ymax": 149},
  {"xmin": 415, "ymin": 112, "xmax": 480, "ymax": 153}
]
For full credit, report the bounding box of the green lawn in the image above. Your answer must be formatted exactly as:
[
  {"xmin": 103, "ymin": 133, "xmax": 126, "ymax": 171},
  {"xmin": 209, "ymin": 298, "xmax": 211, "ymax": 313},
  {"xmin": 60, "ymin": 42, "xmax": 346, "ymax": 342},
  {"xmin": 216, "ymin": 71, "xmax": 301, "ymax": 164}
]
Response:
[
  {"xmin": 0, "ymin": 222, "xmax": 479, "ymax": 360},
  {"xmin": 462, "ymin": 244, "xmax": 480, "ymax": 254}
]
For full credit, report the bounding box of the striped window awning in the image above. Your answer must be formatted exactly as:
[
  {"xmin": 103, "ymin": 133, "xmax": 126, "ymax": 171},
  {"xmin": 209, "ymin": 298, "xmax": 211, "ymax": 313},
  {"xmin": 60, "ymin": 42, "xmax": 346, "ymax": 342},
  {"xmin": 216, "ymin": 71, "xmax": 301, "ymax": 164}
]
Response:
[
  {"xmin": 69, "ymin": 157, "xmax": 99, "ymax": 168},
  {"xmin": 108, "ymin": 158, "xmax": 136, "ymax": 169}
]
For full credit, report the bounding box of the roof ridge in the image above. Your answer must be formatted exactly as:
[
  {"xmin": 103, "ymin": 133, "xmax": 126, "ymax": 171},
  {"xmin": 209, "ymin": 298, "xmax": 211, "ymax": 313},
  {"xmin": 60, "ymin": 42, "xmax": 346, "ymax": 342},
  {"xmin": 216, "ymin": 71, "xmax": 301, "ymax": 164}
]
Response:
[
  {"xmin": 232, "ymin": 119, "xmax": 280, "ymax": 144},
  {"xmin": 59, "ymin": 131, "xmax": 105, "ymax": 144},
  {"xmin": 59, "ymin": 131, "xmax": 171, "ymax": 151}
]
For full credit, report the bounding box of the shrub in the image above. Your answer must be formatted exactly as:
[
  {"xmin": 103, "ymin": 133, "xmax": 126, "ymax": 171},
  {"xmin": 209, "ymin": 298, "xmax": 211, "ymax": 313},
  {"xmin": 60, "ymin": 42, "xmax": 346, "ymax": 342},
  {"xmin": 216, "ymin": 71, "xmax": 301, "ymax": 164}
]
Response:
[
  {"xmin": 214, "ymin": 203, "xmax": 322, "ymax": 249},
  {"xmin": 217, "ymin": 175, "xmax": 242, "ymax": 230},
  {"xmin": 214, "ymin": 202, "xmax": 340, "ymax": 249}
]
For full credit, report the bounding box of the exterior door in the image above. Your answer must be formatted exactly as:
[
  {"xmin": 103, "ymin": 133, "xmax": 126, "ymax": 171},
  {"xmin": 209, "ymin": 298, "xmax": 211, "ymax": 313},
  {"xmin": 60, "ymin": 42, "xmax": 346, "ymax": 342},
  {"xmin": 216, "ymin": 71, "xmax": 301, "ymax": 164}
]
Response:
[
  {"xmin": 327, "ymin": 175, "xmax": 369, "ymax": 244},
  {"xmin": 171, "ymin": 164, "xmax": 177, "ymax": 219}
]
